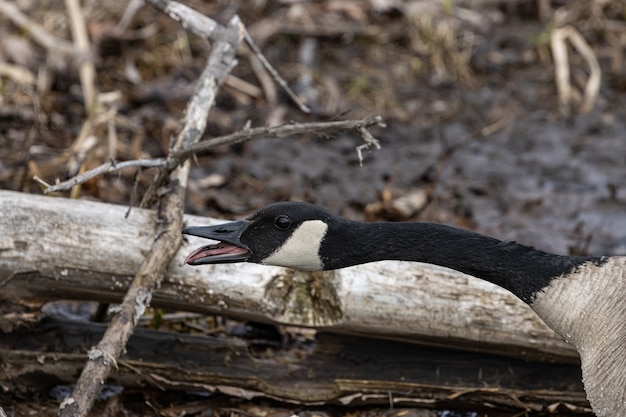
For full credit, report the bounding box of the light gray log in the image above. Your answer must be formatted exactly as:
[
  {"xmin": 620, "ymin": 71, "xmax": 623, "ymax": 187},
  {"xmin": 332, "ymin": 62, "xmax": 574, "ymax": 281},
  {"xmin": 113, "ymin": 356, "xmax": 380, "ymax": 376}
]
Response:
[{"xmin": 0, "ymin": 190, "xmax": 577, "ymax": 361}]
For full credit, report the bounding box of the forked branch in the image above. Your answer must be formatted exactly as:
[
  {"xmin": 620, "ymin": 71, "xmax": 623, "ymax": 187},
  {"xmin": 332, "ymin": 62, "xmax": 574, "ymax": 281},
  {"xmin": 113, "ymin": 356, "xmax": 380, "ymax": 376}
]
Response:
[{"xmin": 36, "ymin": 116, "xmax": 384, "ymax": 194}]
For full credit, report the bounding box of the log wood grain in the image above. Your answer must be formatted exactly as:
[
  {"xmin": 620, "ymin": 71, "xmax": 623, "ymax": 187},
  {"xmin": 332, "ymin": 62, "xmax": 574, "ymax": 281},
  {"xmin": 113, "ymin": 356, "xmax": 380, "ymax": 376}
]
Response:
[{"xmin": 0, "ymin": 190, "xmax": 577, "ymax": 362}]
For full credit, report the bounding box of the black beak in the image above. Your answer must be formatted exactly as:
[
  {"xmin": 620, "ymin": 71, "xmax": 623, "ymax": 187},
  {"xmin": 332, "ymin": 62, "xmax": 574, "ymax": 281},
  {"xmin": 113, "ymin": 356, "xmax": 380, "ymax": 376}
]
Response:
[{"xmin": 182, "ymin": 220, "xmax": 251, "ymax": 265}]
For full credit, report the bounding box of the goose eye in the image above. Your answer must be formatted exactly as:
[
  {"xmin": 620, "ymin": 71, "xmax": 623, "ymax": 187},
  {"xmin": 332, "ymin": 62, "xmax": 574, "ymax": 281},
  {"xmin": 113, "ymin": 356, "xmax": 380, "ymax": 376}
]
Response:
[{"xmin": 274, "ymin": 215, "xmax": 291, "ymax": 230}]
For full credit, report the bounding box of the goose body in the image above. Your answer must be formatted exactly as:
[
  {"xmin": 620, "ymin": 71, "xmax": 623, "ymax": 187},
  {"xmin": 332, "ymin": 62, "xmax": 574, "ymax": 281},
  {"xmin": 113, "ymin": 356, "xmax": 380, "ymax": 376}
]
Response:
[{"xmin": 183, "ymin": 202, "xmax": 626, "ymax": 417}]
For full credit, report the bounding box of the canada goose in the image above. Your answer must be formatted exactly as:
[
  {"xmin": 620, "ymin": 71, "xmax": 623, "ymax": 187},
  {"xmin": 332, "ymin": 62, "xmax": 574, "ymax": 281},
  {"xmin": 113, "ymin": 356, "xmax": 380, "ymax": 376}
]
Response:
[{"xmin": 183, "ymin": 201, "xmax": 626, "ymax": 417}]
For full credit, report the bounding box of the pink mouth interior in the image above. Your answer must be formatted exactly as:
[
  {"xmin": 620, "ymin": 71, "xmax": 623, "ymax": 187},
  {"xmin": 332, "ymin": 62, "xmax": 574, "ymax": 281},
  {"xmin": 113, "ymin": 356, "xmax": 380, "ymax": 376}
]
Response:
[{"xmin": 184, "ymin": 243, "xmax": 249, "ymax": 264}]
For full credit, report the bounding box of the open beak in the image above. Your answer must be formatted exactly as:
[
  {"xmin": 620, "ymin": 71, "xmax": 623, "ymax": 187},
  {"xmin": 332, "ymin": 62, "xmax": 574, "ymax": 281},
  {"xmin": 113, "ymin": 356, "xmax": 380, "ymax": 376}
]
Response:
[{"xmin": 182, "ymin": 220, "xmax": 251, "ymax": 265}]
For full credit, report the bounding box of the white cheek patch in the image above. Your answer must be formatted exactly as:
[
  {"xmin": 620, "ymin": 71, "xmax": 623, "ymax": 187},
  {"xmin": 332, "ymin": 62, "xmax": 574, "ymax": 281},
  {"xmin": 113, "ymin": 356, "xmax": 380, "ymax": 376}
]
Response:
[{"xmin": 261, "ymin": 220, "xmax": 328, "ymax": 271}]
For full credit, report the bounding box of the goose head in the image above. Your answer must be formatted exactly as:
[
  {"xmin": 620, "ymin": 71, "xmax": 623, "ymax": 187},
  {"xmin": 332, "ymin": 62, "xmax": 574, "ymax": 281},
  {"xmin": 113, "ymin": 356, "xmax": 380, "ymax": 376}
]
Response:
[{"xmin": 183, "ymin": 202, "xmax": 334, "ymax": 271}]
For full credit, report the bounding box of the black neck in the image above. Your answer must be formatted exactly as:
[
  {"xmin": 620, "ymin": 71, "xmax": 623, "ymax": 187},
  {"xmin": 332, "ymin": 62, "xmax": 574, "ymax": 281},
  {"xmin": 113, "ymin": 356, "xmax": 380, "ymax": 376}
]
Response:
[{"xmin": 321, "ymin": 220, "xmax": 596, "ymax": 304}]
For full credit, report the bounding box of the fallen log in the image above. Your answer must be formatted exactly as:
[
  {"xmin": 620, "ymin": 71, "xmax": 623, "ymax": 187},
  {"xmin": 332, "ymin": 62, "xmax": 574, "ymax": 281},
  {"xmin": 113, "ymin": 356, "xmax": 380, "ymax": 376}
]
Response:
[
  {"xmin": 0, "ymin": 317, "xmax": 590, "ymax": 413},
  {"xmin": 0, "ymin": 190, "xmax": 576, "ymax": 362}
]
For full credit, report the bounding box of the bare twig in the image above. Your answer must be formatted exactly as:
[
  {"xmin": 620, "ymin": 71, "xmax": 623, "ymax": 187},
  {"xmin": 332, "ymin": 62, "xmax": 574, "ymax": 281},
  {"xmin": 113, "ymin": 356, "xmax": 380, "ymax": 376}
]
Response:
[
  {"xmin": 355, "ymin": 124, "xmax": 383, "ymax": 166},
  {"xmin": 243, "ymin": 26, "xmax": 311, "ymax": 113},
  {"xmin": 33, "ymin": 0, "xmax": 383, "ymax": 198},
  {"xmin": 138, "ymin": 19, "xmax": 243, "ymax": 209},
  {"xmin": 37, "ymin": 116, "xmax": 383, "ymax": 194},
  {"xmin": 56, "ymin": 6, "xmax": 242, "ymax": 417},
  {"xmin": 245, "ymin": 49, "xmax": 278, "ymax": 105},
  {"xmin": 140, "ymin": 115, "xmax": 382, "ymax": 207},
  {"xmin": 173, "ymin": 115, "xmax": 384, "ymax": 160},
  {"xmin": 35, "ymin": 159, "xmax": 167, "ymax": 193},
  {"xmin": 145, "ymin": 0, "xmax": 240, "ymax": 44}
]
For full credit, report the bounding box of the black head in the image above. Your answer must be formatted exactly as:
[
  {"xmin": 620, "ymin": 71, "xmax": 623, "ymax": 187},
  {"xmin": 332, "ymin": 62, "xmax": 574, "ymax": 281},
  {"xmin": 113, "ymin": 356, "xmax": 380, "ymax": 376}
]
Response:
[{"xmin": 183, "ymin": 202, "xmax": 335, "ymax": 270}]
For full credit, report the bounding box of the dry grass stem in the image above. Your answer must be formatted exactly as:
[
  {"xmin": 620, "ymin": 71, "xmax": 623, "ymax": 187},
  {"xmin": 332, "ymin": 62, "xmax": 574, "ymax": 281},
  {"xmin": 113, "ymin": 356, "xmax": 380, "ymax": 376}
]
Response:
[
  {"xmin": 113, "ymin": 0, "xmax": 144, "ymax": 35},
  {"xmin": 551, "ymin": 25, "xmax": 602, "ymax": 115},
  {"xmin": 245, "ymin": 49, "xmax": 279, "ymax": 105},
  {"xmin": 65, "ymin": 0, "xmax": 97, "ymax": 113},
  {"xmin": 0, "ymin": 62, "xmax": 36, "ymax": 85},
  {"xmin": 0, "ymin": 0, "xmax": 77, "ymax": 57}
]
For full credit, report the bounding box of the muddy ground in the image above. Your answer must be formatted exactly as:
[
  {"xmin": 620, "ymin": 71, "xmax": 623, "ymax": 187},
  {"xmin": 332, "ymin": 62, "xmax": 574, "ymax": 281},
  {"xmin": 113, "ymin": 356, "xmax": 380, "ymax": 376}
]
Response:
[{"xmin": 1, "ymin": 0, "xmax": 626, "ymax": 416}]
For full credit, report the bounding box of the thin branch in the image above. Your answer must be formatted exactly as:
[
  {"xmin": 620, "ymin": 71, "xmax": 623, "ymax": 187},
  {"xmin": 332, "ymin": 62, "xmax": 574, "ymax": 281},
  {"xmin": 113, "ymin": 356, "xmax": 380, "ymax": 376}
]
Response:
[
  {"xmin": 145, "ymin": 0, "xmax": 240, "ymax": 44},
  {"xmin": 242, "ymin": 26, "xmax": 311, "ymax": 113},
  {"xmin": 36, "ymin": 159, "xmax": 167, "ymax": 194},
  {"xmin": 139, "ymin": 16, "xmax": 243, "ymax": 208},
  {"xmin": 140, "ymin": 115, "xmax": 384, "ymax": 207},
  {"xmin": 57, "ymin": 5, "xmax": 242, "ymax": 417},
  {"xmin": 32, "ymin": 1, "xmax": 381, "ymax": 199},
  {"xmin": 37, "ymin": 116, "xmax": 384, "ymax": 195},
  {"xmin": 245, "ymin": 49, "xmax": 278, "ymax": 105},
  {"xmin": 355, "ymin": 124, "xmax": 383, "ymax": 166},
  {"xmin": 173, "ymin": 115, "xmax": 384, "ymax": 160}
]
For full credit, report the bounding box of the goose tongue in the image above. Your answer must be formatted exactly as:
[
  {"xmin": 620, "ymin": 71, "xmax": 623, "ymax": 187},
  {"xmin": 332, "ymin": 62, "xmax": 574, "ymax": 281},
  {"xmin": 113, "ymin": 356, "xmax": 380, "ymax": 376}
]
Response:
[
  {"xmin": 182, "ymin": 220, "xmax": 252, "ymax": 265},
  {"xmin": 184, "ymin": 243, "xmax": 249, "ymax": 265}
]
